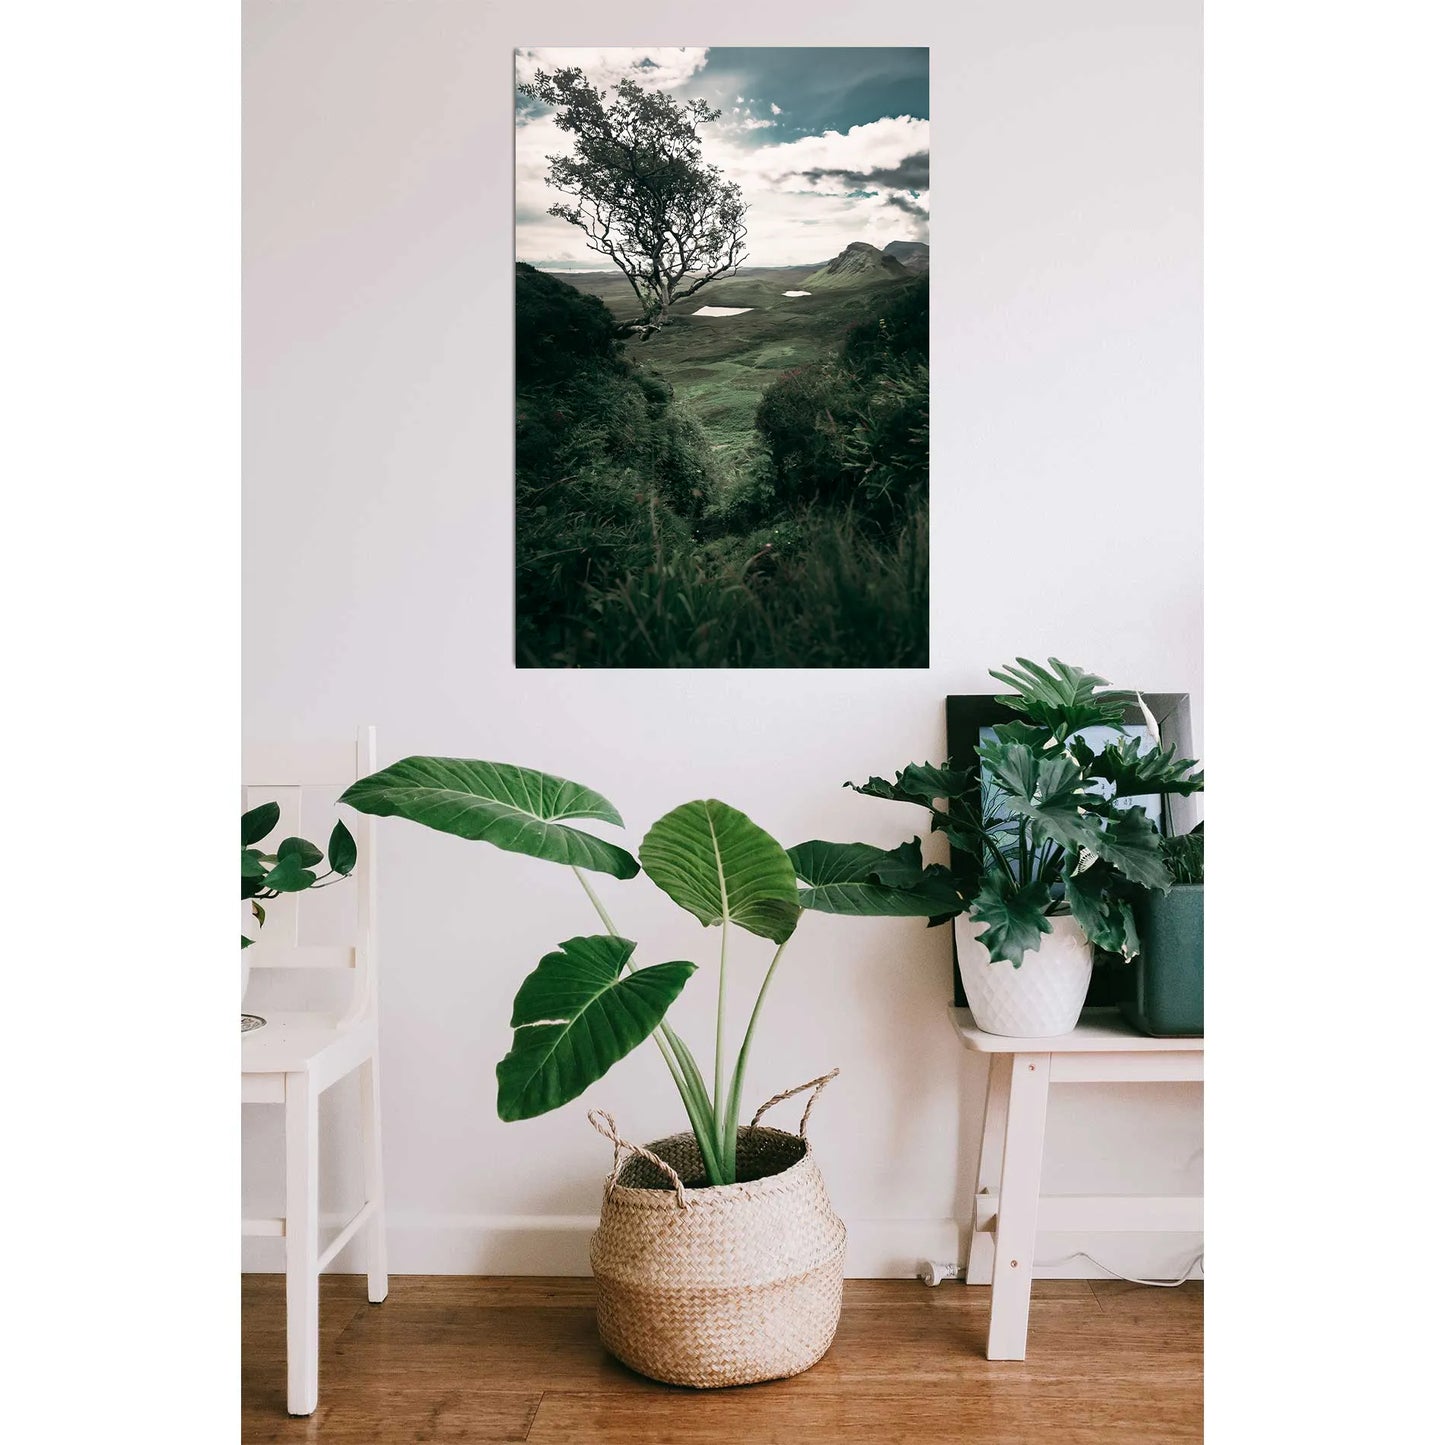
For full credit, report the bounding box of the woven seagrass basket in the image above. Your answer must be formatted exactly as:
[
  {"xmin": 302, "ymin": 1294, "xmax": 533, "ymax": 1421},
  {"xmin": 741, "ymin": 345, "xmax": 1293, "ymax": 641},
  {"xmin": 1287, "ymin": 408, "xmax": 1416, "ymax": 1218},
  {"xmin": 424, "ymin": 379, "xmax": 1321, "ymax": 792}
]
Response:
[{"xmin": 587, "ymin": 1071, "xmax": 846, "ymax": 1389}]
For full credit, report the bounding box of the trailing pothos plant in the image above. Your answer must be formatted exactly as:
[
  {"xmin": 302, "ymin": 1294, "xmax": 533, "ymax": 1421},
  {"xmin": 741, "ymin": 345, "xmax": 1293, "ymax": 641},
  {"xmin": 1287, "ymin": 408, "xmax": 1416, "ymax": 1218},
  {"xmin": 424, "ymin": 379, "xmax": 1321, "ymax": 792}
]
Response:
[
  {"xmin": 339, "ymin": 758, "xmax": 961, "ymax": 1186},
  {"xmin": 845, "ymin": 658, "xmax": 1204, "ymax": 967},
  {"xmin": 241, "ymin": 802, "xmax": 357, "ymax": 948}
]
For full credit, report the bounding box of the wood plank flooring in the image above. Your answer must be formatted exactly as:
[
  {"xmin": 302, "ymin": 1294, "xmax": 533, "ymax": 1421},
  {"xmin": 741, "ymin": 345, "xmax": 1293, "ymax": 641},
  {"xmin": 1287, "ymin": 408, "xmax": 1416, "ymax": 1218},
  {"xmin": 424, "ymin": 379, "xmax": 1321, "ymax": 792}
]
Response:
[{"xmin": 241, "ymin": 1275, "xmax": 1202, "ymax": 1443}]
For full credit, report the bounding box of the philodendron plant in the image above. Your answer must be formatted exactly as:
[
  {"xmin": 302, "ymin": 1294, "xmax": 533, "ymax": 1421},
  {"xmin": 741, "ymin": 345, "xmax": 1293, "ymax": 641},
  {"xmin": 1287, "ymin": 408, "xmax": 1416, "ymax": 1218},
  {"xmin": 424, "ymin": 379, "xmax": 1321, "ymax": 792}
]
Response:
[
  {"xmin": 846, "ymin": 658, "xmax": 1204, "ymax": 966},
  {"xmin": 339, "ymin": 759, "xmax": 961, "ymax": 1187}
]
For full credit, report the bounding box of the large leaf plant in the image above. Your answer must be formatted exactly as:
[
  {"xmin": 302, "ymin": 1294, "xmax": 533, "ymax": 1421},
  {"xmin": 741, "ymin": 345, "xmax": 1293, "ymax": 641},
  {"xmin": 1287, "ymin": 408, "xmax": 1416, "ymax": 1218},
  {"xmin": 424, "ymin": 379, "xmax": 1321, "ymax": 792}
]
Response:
[
  {"xmin": 340, "ymin": 758, "xmax": 959, "ymax": 1186},
  {"xmin": 845, "ymin": 658, "xmax": 1204, "ymax": 969}
]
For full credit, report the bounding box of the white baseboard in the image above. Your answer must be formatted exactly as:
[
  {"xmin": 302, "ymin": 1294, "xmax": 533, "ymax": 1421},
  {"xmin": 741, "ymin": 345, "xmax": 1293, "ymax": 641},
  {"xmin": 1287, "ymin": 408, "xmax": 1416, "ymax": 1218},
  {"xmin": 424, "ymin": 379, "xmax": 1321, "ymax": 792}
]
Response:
[{"xmin": 242, "ymin": 1214, "xmax": 1202, "ymax": 1281}]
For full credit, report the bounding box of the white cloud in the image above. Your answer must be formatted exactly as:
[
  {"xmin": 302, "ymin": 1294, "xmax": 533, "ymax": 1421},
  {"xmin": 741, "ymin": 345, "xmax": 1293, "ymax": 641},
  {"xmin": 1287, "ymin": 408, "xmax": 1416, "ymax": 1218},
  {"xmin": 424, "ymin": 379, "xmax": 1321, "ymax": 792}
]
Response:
[
  {"xmin": 769, "ymin": 102, "xmax": 783, "ymax": 116},
  {"xmin": 515, "ymin": 48, "xmax": 708, "ymax": 92},
  {"xmin": 715, "ymin": 116, "xmax": 929, "ymax": 195},
  {"xmin": 735, "ymin": 94, "xmax": 745, "ymax": 102},
  {"xmin": 516, "ymin": 80, "xmax": 930, "ymax": 267}
]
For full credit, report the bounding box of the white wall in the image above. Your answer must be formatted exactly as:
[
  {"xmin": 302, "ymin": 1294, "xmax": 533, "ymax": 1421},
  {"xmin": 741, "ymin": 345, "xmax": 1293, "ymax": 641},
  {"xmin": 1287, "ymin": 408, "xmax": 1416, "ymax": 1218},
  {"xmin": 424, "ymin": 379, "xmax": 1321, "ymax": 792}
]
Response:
[{"xmin": 243, "ymin": 0, "xmax": 1202, "ymax": 1278}]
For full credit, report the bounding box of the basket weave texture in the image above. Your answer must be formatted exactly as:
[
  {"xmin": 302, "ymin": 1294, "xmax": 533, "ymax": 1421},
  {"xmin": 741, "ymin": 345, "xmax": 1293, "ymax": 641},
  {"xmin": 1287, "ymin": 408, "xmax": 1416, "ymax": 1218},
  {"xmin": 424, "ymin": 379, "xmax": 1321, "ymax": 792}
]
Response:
[{"xmin": 588, "ymin": 1077, "xmax": 847, "ymax": 1388}]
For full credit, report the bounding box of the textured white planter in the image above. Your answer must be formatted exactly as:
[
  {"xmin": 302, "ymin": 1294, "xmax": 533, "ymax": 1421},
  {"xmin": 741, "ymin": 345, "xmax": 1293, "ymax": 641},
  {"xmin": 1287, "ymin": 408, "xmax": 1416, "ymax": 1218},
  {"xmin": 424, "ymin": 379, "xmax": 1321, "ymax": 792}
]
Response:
[{"xmin": 957, "ymin": 913, "xmax": 1093, "ymax": 1037}]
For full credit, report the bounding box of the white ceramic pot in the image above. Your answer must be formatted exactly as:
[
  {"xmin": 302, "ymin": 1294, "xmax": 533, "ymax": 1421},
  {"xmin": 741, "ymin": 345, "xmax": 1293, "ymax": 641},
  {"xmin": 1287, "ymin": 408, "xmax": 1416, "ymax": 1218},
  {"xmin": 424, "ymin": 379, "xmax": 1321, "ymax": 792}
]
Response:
[{"xmin": 956, "ymin": 912, "xmax": 1093, "ymax": 1037}]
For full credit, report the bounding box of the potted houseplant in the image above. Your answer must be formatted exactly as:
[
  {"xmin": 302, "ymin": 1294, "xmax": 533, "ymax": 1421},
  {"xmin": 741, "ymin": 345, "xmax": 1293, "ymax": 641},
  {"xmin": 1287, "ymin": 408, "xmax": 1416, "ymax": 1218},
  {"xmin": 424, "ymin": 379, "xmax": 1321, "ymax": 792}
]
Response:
[
  {"xmin": 1120, "ymin": 822, "xmax": 1203, "ymax": 1036},
  {"xmin": 339, "ymin": 757, "xmax": 958, "ymax": 1387},
  {"xmin": 842, "ymin": 658, "xmax": 1203, "ymax": 1038},
  {"xmin": 241, "ymin": 802, "xmax": 356, "ymax": 1018}
]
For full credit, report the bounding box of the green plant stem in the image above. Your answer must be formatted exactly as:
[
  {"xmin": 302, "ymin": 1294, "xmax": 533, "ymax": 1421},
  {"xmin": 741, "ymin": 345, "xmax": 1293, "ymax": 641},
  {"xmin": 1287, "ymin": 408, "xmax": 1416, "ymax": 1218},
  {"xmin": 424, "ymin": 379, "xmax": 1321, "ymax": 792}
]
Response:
[
  {"xmin": 721, "ymin": 938, "xmax": 791, "ymax": 1182},
  {"xmin": 571, "ymin": 866, "xmax": 724, "ymax": 1184},
  {"xmin": 714, "ymin": 914, "xmax": 730, "ymax": 1172}
]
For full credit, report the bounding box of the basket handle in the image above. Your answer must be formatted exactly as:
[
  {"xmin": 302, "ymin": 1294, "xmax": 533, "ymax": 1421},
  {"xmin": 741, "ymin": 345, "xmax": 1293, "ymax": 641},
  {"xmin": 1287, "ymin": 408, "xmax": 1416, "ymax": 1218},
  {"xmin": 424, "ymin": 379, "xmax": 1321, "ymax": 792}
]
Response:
[
  {"xmin": 749, "ymin": 1068, "xmax": 840, "ymax": 1137},
  {"xmin": 587, "ymin": 1108, "xmax": 690, "ymax": 1209}
]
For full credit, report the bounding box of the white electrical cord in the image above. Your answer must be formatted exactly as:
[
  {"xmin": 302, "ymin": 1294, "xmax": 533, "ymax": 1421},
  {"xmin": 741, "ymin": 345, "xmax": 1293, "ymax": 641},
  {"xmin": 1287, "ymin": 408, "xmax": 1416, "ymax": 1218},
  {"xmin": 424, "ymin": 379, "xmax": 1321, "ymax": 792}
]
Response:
[
  {"xmin": 1027, "ymin": 1249, "xmax": 1204, "ymax": 1288},
  {"xmin": 919, "ymin": 1251, "xmax": 1203, "ymax": 1289}
]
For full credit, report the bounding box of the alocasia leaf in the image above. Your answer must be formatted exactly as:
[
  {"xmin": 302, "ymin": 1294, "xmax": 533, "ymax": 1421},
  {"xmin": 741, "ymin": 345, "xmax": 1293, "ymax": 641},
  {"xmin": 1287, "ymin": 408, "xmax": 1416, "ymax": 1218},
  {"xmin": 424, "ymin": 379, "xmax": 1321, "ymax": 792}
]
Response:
[
  {"xmin": 340, "ymin": 757, "xmax": 639, "ymax": 879},
  {"xmin": 639, "ymin": 799, "xmax": 801, "ymax": 943},
  {"xmin": 788, "ymin": 838, "xmax": 964, "ymax": 917},
  {"xmin": 495, "ymin": 935, "xmax": 696, "ymax": 1121}
]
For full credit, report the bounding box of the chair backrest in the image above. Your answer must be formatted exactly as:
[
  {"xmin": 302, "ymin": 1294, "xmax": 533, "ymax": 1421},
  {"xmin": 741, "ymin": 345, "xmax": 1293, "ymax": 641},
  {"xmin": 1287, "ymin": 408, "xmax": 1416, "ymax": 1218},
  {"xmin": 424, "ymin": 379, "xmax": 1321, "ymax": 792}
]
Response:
[{"xmin": 242, "ymin": 726, "xmax": 377, "ymax": 1028}]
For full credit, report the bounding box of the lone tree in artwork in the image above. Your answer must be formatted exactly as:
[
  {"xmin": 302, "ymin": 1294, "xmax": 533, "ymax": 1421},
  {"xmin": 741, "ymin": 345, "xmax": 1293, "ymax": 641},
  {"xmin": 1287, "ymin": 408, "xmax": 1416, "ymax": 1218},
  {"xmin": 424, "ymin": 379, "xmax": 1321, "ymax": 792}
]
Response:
[{"xmin": 519, "ymin": 67, "xmax": 749, "ymax": 331}]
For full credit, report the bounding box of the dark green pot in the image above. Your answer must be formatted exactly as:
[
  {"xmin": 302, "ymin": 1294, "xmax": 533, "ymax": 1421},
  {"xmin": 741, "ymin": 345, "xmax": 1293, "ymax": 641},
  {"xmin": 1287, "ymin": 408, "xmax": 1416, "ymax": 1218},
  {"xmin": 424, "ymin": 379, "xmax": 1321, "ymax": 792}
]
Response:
[{"xmin": 1120, "ymin": 885, "xmax": 1203, "ymax": 1037}]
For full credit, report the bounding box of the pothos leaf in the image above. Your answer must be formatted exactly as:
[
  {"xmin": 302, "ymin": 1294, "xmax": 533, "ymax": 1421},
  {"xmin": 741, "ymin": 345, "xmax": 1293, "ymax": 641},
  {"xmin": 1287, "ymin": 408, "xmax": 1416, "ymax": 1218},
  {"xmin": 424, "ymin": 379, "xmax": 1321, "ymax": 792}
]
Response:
[
  {"xmin": 262, "ymin": 854, "xmax": 318, "ymax": 893},
  {"xmin": 276, "ymin": 836, "xmax": 324, "ymax": 868},
  {"xmin": 242, "ymin": 801, "xmax": 280, "ymax": 846},
  {"xmin": 327, "ymin": 819, "xmax": 358, "ymax": 876}
]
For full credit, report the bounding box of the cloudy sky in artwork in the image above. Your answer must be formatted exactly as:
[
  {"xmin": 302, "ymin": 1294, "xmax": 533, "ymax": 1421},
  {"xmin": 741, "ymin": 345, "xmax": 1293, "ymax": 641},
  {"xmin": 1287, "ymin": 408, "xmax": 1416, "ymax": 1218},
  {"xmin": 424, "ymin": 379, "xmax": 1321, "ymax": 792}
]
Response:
[{"xmin": 515, "ymin": 48, "xmax": 930, "ymax": 269}]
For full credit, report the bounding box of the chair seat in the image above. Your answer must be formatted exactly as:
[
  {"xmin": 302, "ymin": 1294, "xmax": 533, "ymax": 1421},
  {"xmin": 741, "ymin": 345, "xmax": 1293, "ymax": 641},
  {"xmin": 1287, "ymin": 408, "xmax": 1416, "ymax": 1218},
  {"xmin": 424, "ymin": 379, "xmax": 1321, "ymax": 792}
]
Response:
[{"xmin": 242, "ymin": 1011, "xmax": 376, "ymax": 1092}]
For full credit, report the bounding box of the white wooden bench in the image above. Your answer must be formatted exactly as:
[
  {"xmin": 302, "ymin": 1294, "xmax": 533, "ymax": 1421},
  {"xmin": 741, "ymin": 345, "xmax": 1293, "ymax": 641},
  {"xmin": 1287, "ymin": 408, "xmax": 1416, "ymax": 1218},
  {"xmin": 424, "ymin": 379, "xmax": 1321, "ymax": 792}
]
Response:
[{"xmin": 951, "ymin": 1006, "xmax": 1203, "ymax": 1359}]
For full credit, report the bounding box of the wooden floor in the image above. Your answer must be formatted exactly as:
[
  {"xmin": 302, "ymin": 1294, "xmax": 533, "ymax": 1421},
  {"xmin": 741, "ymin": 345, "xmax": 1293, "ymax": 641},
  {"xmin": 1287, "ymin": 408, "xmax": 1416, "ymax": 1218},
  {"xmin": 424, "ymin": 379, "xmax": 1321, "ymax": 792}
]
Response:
[{"xmin": 242, "ymin": 1275, "xmax": 1202, "ymax": 1443}]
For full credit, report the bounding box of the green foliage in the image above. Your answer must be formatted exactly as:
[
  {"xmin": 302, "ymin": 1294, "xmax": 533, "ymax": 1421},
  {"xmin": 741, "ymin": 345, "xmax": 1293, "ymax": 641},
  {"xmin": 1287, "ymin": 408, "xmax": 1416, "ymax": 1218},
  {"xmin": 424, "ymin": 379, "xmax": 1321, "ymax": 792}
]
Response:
[
  {"xmin": 753, "ymin": 278, "xmax": 929, "ymax": 522},
  {"xmin": 836, "ymin": 657, "xmax": 1205, "ymax": 966},
  {"xmin": 345, "ymin": 755, "xmax": 940, "ymax": 1184},
  {"xmin": 971, "ymin": 876, "xmax": 1054, "ymax": 968},
  {"xmin": 788, "ymin": 838, "xmax": 962, "ymax": 919},
  {"xmin": 240, "ymin": 806, "xmax": 355, "ymax": 947},
  {"xmin": 514, "ymin": 263, "xmax": 619, "ymax": 384},
  {"xmin": 340, "ymin": 757, "xmax": 639, "ymax": 879},
  {"xmin": 841, "ymin": 275, "xmax": 929, "ymax": 373},
  {"xmin": 573, "ymin": 497, "xmax": 929, "ymax": 668},
  {"xmin": 496, "ymin": 936, "xmax": 696, "ymax": 1120},
  {"xmin": 639, "ymin": 800, "xmax": 801, "ymax": 944},
  {"xmin": 514, "ymin": 262, "xmax": 929, "ymax": 668},
  {"xmin": 1162, "ymin": 823, "xmax": 1205, "ymax": 886},
  {"xmin": 990, "ymin": 657, "xmax": 1134, "ymax": 738},
  {"xmin": 1089, "ymin": 734, "xmax": 1206, "ymax": 797},
  {"xmin": 518, "ymin": 69, "xmax": 746, "ymax": 322},
  {"xmin": 515, "ymin": 264, "xmax": 726, "ymax": 665}
]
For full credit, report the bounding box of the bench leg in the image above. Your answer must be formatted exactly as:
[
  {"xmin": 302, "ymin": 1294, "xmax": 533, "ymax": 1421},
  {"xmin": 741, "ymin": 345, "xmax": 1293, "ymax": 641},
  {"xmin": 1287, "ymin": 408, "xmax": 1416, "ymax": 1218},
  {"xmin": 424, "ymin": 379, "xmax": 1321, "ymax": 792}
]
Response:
[
  {"xmin": 359, "ymin": 1053, "xmax": 388, "ymax": 1303},
  {"xmin": 966, "ymin": 1052, "xmax": 1010, "ymax": 1284},
  {"xmin": 987, "ymin": 1052, "xmax": 1051, "ymax": 1361},
  {"xmin": 284, "ymin": 1071, "xmax": 320, "ymax": 1416}
]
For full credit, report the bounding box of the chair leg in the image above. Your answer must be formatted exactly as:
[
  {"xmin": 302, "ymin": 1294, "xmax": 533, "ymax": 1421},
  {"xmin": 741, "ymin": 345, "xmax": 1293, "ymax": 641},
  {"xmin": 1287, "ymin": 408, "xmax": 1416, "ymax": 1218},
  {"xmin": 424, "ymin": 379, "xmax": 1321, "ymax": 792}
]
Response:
[
  {"xmin": 987, "ymin": 1052, "xmax": 1051, "ymax": 1361},
  {"xmin": 284, "ymin": 1070, "xmax": 320, "ymax": 1416},
  {"xmin": 359, "ymin": 1053, "xmax": 388, "ymax": 1303},
  {"xmin": 966, "ymin": 1052, "xmax": 1010, "ymax": 1285}
]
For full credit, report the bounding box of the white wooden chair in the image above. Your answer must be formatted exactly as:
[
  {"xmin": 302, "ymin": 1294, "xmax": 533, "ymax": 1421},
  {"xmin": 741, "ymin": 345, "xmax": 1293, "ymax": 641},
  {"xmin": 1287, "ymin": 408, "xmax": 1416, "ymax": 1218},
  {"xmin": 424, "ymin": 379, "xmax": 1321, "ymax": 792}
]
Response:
[{"xmin": 241, "ymin": 726, "xmax": 387, "ymax": 1417}]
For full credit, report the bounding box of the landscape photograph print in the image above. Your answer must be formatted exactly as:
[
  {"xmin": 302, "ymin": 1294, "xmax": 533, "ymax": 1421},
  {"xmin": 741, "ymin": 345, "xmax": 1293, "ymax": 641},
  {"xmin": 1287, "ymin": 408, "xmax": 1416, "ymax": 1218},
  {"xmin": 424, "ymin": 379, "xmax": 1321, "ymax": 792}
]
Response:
[{"xmin": 515, "ymin": 47, "xmax": 930, "ymax": 668}]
